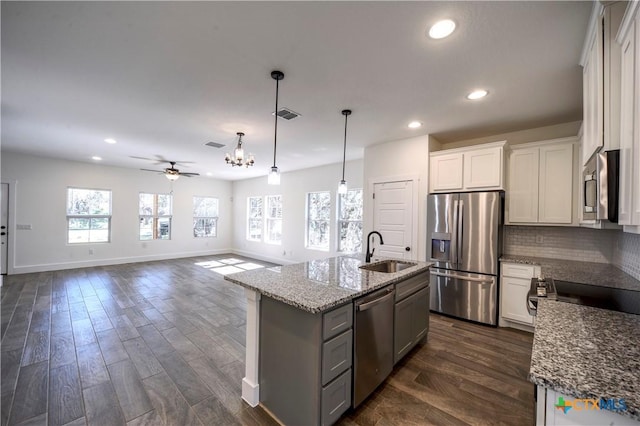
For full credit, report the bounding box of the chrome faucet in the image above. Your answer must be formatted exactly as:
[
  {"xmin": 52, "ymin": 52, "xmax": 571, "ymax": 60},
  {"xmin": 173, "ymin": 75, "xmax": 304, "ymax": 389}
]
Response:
[{"xmin": 365, "ymin": 231, "xmax": 384, "ymax": 263}]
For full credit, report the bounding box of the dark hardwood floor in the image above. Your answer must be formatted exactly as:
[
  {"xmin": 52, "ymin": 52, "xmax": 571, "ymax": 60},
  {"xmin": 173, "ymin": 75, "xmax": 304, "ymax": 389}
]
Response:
[{"xmin": 1, "ymin": 255, "xmax": 534, "ymax": 425}]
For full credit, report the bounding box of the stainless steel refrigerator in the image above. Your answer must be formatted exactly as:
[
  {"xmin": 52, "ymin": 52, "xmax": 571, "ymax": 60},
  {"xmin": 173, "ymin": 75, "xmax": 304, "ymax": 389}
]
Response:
[{"xmin": 427, "ymin": 191, "xmax": 503, "ymax": 325}]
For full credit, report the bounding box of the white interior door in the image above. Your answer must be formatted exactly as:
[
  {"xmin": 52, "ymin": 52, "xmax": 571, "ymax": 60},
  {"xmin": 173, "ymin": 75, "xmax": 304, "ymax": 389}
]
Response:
[
  {"xmin": 372, "ymin": 180, "xmax": 414, "ymax": 260},
  {"xmin": 1, "ymin": 183, "xmax": 9, "ymax": 274}
]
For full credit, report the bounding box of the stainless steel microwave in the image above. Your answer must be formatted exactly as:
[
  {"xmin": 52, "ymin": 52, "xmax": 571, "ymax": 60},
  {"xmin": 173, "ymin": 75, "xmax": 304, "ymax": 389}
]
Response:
[{"xmin": 583, "ymin": 149, "xmax": 619, "ymax": 222}]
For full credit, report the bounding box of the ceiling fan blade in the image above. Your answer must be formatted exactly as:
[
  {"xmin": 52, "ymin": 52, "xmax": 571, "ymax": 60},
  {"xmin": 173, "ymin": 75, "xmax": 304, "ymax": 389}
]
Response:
[
  {"xmin": 140, "ymin": 168, "xmax": 164, "ymax": 173},
  {"xmin": 131, "ymin": 156, "xmax": 195, "ymax": 166},
  {"xmin": 179, "ymin": 172, "xmax": 200, "ymax": 177}
]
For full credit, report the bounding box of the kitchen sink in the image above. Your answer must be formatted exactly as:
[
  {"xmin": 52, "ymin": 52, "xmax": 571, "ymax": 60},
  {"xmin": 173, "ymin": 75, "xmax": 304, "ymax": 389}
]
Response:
[{"xmin": 359, "ymin": 260, "xmax": 416, "ymax": 273}]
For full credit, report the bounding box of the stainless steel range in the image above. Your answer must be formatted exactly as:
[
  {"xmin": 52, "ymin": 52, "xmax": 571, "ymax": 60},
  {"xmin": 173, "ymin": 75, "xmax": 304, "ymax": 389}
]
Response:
[{"xmin": 527, "ymin": 277, "xmax": 640, "ymax": 316}]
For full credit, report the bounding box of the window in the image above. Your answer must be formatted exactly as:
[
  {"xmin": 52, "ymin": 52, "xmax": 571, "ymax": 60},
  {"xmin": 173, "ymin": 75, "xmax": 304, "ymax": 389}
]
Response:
[
  {"xmin": 67, "ymin": 187, "xmax": 112, "ymax": 244},
  {"xmin": 193, "ymin": 196, "xmax": 219, "ymax": 238},
  {"xmin": 247, "ymin": 196, "xmax": 263, "ymax": 241},
  {"xmin": 306, "ymin": 191, "xmax": 331, "ymax": 250},
  {"xmin": 265, "ymin": 195, "xmax": 282, "ymax": 244},
  {"xmin": 139, "ymin": 193, "xmax": 172, "ymax": 240},
  {"xmin": 338, "ymin": 188, "xmax": 363, "ymax": 253}
]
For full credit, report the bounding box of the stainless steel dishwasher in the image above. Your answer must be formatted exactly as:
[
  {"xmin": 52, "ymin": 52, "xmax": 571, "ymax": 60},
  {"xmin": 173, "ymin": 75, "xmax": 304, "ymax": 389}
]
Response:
[{"xmin": 353, "ymin": 285, "xmax": 395, "ymax": 408}]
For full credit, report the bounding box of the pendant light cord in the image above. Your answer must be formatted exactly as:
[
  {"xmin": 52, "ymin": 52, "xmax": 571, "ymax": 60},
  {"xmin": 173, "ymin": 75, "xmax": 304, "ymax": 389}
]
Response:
[
  {"xmin": 273, "ymin": 78, "xmax": 280, "ymax": 169},
  {"xmin": 341, "ymin": 113, "xmax": 348, "ymax": 181}
]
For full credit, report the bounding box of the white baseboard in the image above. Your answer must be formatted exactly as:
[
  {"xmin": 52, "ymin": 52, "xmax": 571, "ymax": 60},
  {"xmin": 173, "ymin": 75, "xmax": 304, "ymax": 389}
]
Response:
[
  {"xmin": 10, "ymin": 248, "xmax": 234, "ymax": 274},
  {"xmin": 242, "ymin": 378, "xmax": 260, "ymax": 407},
  {"xmin": 230, "ymin": 248, "xmax": 295, "ymax": 266}
]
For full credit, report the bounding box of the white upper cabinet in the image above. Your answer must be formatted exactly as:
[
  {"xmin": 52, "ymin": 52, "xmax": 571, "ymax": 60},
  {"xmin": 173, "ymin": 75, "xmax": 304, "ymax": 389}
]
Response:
[
  {"xmin": 429, "ymin": 152, "xmax": 463, "ymax": 191},
  {"xmin": 507, "ymin": 147, "xmax": 539, "ymax": 223},
  {"xmin": 506, "ymin": 138, "xmax": 577, "ymax": 225},
  {"xmin": 617, "ymin": 2, "xmax": 640, "ymax": 233},
  {"xmin": 463, "ymin": 146, "xmax": 503, "ymax": 190},
  {"xmin": 538, "ymin": 144, "xmax": 575, "ymax": 223},
  {"xmin": 581, "ymin": 2, "xmax": 626, "ymax": 166},
  {"xmin": 429, "ymin": 142, "xmax": 506, "ymax": 193},
  {"xmin": 582, "ymin": 20, "xmax": 603, "ymax": 166}
]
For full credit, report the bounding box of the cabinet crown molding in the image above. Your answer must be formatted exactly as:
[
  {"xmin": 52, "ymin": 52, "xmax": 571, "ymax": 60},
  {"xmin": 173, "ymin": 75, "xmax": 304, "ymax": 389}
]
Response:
[
  {"xmin": 580, "ymin": 1, "xmax": 605, "ymax": 67},
  {"xmin": 509, "ymin": 136, "xmax": 578, "ymax": 151},
  {"xmin": 616, "ymin": 0, "xmax": 640, "ymax": 44},
  {"xmin": 429, "ymin": 140, "xmax": 507, "ymax": 156}
]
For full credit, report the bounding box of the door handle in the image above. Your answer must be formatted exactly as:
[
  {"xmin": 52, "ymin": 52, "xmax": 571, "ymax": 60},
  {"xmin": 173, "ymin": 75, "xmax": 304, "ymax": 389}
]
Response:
[
  {"xmin": 0, "ymin": 226, "xmax": 5, "ymax": 229},
  {"xmin": 356, "ymin": 289, "xmax": 394, "ymax": 311},
  {"xmin": 430, "ymin": 271, "xmax": 493, "ymax": 284},
  {"xmin": 0, "ymin": 232, "xmax": 5, "ymax": 236},
  {"xmin": 458, "ymin": 200, "xmax": 464, "ymax": 264},
  {"xmin": 405, "ymin": 247, "xmax": 410, "ymax": 252}
]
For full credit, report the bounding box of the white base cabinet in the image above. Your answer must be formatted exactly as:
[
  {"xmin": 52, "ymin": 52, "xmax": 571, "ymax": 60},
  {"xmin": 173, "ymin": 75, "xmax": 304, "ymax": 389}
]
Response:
[
  {"xmin": 506, "ymin": 137, "xmax": 578, "ymax": 225},
  {"xmin": 430, "ymin": 141, "xmax": 506, "ymax": 193},
  {"xmin": 500, "ymin": 262, "xmax": 540, "ymax": 328}
]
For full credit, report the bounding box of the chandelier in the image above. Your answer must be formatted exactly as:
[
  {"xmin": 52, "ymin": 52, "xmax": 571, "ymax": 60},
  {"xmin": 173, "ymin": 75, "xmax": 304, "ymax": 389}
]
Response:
[{"xmin": 225, "ymin": 132, "xmax": 254, "ymax": 168}]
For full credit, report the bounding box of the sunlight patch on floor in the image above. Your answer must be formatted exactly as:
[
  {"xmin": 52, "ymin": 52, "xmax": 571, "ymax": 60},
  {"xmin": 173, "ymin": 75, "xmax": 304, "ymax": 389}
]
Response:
[{"xmin": 195, "ymin": 258, "xmax": 265, "ymax": 275}]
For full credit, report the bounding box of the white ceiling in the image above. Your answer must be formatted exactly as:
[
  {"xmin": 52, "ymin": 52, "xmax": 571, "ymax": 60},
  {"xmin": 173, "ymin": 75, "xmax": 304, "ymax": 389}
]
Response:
[{"xmin": 1, "ymin": 1, "xmax": 592, "ymax": 181}]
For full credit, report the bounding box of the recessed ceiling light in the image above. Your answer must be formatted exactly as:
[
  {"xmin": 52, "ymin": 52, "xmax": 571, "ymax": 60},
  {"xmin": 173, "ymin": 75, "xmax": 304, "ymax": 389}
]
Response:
[
  {"xmin": 408, "ymin": 121, "xmax": 423, "ymax": 129},
  {"xmin": 429, "ymin": 19, "xmax": 456, "ymax": 39},
  {"xmin": 104, "ymin": 138, "xmax": 117, "ymax": 144},
  {"xmin": 466, "ymin": 89, "xmax": 488, "ymax": 100},
  {"xmin": 92, "ymin": 156, "xmax": 102, "ymax": 161},
  {"xmin": 206, "ymin": 172, "xmax": 213, "ymax": 177}
]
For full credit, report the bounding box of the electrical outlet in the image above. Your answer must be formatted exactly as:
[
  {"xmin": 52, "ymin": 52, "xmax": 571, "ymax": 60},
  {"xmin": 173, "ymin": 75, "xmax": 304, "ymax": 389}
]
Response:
[{"xmin": 535, "ymin": 234, "xmax": 544, "ymax": 244}]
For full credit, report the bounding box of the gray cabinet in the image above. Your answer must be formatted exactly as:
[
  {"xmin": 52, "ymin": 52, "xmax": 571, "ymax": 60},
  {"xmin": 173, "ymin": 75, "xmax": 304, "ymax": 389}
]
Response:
[
  {"xmin": 260, "ymin": 297, "xmax": 353, "ymax": 426},
  {"xmin": 393, "ymin": 272, "xmax": 430, "ymax": 364}
]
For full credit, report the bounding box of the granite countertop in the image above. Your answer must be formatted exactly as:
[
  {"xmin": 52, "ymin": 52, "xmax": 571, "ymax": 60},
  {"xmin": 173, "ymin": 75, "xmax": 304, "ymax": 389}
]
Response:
[
  {"xmin": 500, "ymin": 255, "xmax": 640, "ymax": 291},
  {"xmin": 530, "ymin": 300, "xmax": 640, "ymax": 421},
  {"xmin": 224, "ymin": 255, "xmax": 432, "ymax": 313}
]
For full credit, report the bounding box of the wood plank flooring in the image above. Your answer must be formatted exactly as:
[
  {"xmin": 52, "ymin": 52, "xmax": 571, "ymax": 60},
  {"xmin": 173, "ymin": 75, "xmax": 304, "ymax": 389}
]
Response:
[{"xmin": 1, "ymin": 255, "xmax": 534, "ymax": 425}]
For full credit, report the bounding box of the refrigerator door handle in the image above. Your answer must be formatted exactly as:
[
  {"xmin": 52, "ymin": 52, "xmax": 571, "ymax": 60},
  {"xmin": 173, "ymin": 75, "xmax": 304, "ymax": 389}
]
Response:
[
  {"xmin": 451, "ymin": 199, "xmax": 458, "ymax": 267},
  {"xmin": 430, "ymin": 271, "xmax": 494, "ymax": 284},
  {"xmin": 457, "ymin": 199, "xmax": 464, "ymax": 265}
]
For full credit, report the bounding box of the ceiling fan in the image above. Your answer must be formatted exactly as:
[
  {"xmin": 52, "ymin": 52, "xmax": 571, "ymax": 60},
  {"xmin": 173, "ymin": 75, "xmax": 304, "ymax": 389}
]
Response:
[{"xmin": 135, "ymin": 157, "xmax": 200, "ymax": 181}]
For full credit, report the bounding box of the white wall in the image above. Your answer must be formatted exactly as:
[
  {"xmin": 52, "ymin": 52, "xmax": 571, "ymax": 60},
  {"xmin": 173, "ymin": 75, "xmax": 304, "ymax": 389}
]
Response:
[
  {"xmin": 231, "ymin": 160, "xmax": 363, "ymax": 265},
  {"xmin": 363, "ymin": 134, "xmax": 430, "ymax": 261},
  {"xmin": 1, "ymin": 151, "xmax": 233, "ymax": 273}
]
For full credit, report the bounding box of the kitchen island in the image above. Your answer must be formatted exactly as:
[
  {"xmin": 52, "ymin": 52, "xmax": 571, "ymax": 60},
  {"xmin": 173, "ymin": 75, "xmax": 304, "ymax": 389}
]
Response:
[
  {"xmin": 530, "ymin": 299, "xmax": 640, "ymax": 425},
  {"xmin": 224, "ymin": 255, "xmax": 432, "ymax": 425}
]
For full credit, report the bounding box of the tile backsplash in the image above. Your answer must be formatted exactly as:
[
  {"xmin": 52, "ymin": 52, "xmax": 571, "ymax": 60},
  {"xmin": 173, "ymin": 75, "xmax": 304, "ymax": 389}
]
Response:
[
  {"xmin": 613, "ymin": 232, "xmax": 640, "ymax": 281},
  {"xmin": 503, "ymin": 226, "xmax": 616, "ymax": 263},
  {"xmin": 504, "ymin": 226, "xmax": 640, "ymax": 281}
]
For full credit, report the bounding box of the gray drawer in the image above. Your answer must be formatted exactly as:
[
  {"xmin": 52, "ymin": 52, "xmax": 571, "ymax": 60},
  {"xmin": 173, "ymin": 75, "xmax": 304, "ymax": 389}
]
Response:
[
  {"xmin": 321, "ymin": 368, "xmax": 352, "ymax": 426},
  {"xmin": 321, "ymin": 329, "xmax": 352, "ymax": 386},
  {"xmin": 322, "ymin": 303, "xmax": 353, "ymax": 340},
  {"xmin": 395, "ymin": 271, "xmax": 429, "ymax": 302}
]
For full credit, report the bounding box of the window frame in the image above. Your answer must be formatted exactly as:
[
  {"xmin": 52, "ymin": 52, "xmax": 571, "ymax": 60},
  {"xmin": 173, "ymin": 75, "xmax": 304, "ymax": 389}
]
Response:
[
  {"xmin": 193, "ymin": 196, "xmax": 219, "ymax": 238},
  {"xmin": 66, "ymin": 187, "xmax": 112, "ymax": 244},
  {"xmin": 337, "ymin": 188, "xmax": 363, "ymax": 253},
  {"xmin": 139, "ymin": 192, "xmax": 173, "ymax": 241},
  {"xmin": 246, "ymin": 196, "xmax": 264, "ymax": 242},
  {"xmin": 264, "ymin": 195, "xmax": 283, "ymax": 245},
  {"xmin": 305, "ymin": 191, "xmax": 331, "ymax": 251}
]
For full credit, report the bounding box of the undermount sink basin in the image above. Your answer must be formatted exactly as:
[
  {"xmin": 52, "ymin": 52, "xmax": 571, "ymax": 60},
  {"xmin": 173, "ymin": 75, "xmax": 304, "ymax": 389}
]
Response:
[{"xmin": 359, "ymin": 260, "xmax": 417, "ymax": 273}]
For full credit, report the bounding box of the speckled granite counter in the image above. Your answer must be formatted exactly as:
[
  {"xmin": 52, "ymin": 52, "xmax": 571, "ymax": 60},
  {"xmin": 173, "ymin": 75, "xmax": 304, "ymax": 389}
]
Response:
[
  {"xmin": 225, "ymin": 255, "xmax": 432, "ymax": 313},
  {"xmin": 500, "ymin": 255, "xmax": 640, "ymax": 291},
  {"xmin": 530, "ymin": 300, "xmax": 640, "ymax": 421}
]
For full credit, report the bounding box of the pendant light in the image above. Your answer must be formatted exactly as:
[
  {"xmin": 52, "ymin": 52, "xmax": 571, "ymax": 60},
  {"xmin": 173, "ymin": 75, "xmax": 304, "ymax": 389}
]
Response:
[
  {"xmin": 338, "ymin": 109, "xmax": 351, "ymax": 194},
  {"xmin": 268, "ymin": 70, "xmax": 284, "ymax": 185}
]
